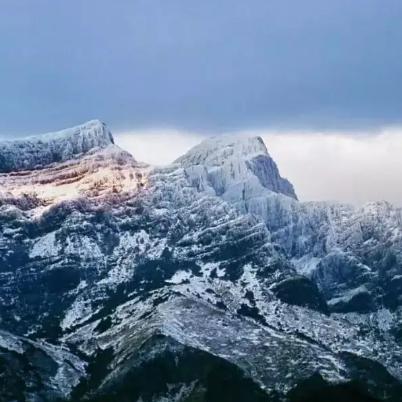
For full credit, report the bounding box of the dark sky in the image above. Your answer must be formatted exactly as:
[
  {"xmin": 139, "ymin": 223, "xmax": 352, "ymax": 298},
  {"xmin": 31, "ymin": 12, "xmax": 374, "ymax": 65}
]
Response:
[{"xmin": 1, "ymin": 0, "xmax": 402, "ymax": 136}]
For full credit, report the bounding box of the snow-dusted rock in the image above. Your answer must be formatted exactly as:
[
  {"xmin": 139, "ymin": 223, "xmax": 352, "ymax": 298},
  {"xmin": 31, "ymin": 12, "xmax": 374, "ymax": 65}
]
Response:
[
  {"xmin": 0, "ymin": 120, "xmax": 114, "ymax": 172},
  {"xmin": 0, "ymin": 329, "xmax": 85, "ymax": 400},
  {"xmin": 178, "ymin": 137, "xmax": 402, "ymax": 315},
  {"xmin": 175, "ymin": 133, "xmax": 298, "ymax": 206},
  {"xmin": 0, "ymin": 121, "xmax": 401, "ymax": 401}
]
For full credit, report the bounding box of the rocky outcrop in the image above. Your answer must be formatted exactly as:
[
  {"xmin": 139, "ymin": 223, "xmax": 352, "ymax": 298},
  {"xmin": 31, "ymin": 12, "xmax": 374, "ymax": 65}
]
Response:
[
  {"xmin": 0, "ymin": 329, "xmax": 85, "ymax": 401},
  {"xmin": 0, "ymin": 122, "xmax": 401, "ymax": 401},
  {"xmin": 0, "ymin": 120, "xmax": 114, "ymax": 172},
  {"xmin": 175, "ymin": 134, "xmax": 298, "ymax": 202}
]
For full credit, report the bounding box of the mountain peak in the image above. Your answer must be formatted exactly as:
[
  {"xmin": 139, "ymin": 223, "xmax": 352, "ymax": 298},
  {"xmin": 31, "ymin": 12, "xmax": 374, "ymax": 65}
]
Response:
[
  {"xmin": 175, "ymin": 133, "xmax": 268, "ymax": 168},
  {"xmin": 176, "ymin": 133, "xmax": 298, "ymax": 201},
  {"xmin": 0, "ymin": 120, "xmax": 114, "ymax": 173}
]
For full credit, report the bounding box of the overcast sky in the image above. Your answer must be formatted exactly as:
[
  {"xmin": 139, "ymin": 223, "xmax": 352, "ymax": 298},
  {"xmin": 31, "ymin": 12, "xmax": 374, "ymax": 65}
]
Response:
[
  {"xmin": 1, "ymin": 0, "xmax": 402, "ymax": 134},
  {"xmin": 1, "ymin": 1, "xmax": 401, "ymax": 205}
]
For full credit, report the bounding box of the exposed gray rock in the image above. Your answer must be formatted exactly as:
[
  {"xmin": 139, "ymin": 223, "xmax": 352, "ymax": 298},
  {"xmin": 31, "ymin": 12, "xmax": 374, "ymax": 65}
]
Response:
[{"xmin": 0, "ymin": 121, "xmax": 401, "ymax": 401}]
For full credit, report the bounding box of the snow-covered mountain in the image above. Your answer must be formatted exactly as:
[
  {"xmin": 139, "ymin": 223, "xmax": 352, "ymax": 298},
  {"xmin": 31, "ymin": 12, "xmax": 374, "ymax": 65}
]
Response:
[{"xmin": 0, "ymin": 121, "xmax": 401, "ymax": 402}]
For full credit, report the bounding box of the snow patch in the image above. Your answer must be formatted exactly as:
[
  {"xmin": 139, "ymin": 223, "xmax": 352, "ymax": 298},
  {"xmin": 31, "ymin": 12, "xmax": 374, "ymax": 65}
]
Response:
[
  {"xmin": 375, "ymin": 308, "xmax": 394, "ymax": 332},
  {"xmin": 65, "ymin": 236, "xmax": 103, "ymax": 260},
  {"xmin": 61, "ymin": 298, "xmax": 96, "ymax": 331},
  {"xmin": 29, "ymin": 231, "xmax": 60, "ymax": 259},
  {"xmin": 0, "ymin": 331, "xmax": 24, "ymax": 353},
  {"xmin": 198, "ymin": 262, "xmax": 221, "ymax": 277},
  {"xmin": 166, "ymin": 270, "xmax": 193, "ymax": 284},
  {"xmin": 328, "ymin": 286, "xmax": 369, "ymax": 307},
  {"xmin": 291, "ymin": 256, "xmax": 321, "ymax": 276}
]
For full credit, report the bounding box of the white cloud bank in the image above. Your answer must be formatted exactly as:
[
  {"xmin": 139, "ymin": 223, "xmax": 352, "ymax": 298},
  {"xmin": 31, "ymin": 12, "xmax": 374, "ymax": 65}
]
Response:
[{"xmin": 115, "ymin": 128, "xmax": 402, "ymax": 206}]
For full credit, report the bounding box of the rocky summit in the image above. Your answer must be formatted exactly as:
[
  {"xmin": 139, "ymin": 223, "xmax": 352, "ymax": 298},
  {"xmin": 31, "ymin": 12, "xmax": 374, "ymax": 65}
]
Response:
[{"xmin": 0, "ymin": 121, "xmax": 402, "ymax": 402}]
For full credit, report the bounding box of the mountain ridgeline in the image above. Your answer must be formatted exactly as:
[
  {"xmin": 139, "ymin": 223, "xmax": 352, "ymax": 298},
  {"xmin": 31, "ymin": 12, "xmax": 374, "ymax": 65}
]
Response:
[{"xmin": 0, "ymin": 121, "xmax": 401, "ymax": 402}]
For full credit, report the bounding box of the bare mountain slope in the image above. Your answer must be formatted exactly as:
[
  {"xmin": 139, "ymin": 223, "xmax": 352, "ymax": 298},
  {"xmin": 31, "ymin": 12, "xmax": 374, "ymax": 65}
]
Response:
[{"xmin": 0, "ymin": 122, "xmax": 401, "ymax": 401}]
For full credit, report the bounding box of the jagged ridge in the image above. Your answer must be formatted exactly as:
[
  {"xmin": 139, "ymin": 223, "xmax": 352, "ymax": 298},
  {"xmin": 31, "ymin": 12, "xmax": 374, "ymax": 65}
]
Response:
[
  {"xmin": 175, "ymin": 133, "xmax": 298, "ymax": 201},
  {"xmin": 1, "ymin": 121, "xmax": 402, "ymax": 401},
  {"xmin": 0, "ymin": 120, "xmax": 114, "ymax": 173}
]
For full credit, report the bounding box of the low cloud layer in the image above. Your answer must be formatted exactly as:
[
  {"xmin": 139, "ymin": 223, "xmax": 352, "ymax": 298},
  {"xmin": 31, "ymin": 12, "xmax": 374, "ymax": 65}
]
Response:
[{"xmin": 116, "ymin": 128, "xmax": 402, "ymax": 206}]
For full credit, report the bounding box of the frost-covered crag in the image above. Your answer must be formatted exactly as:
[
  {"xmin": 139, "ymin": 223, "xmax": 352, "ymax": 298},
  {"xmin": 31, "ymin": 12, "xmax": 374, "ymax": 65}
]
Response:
[{"xmin": 0, "ymin": 122, "xmax": 401, "ymax": 401}]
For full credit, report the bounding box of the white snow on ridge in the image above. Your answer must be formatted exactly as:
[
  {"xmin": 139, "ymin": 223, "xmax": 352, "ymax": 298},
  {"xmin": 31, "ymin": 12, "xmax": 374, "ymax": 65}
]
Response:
[
  {"xmin": 3, "ymin": 123, "xmax": 402, "ymax": 397},
  {"xmin": 198, "ymin": 262, "xmax": 221, "ymax": 277},
  {"xmin": 29, "ymin": 231, "xmax": 60, "ymax": 259},
  {"xmin": 1, "ymin": 120, "xmax": 111, "ymax": 146},
  {"xmin": 98, "ymin": 231, "xmax": 167, "ymax": 288},
  {"xmin": 328, "ymin": 286, "xmax": 369, "ymax": 307},
  {"xmin": 0, "ymin": 330, "xmax": 24, "ymax": 353},
  {"xmin": 291, "ymin": 255, "xmax": 321, "ymax": 276},
  {"xmin": 65, "ymin": 236, "xmax": 104, "ymax": 260},
  {"xmin": 175, "ymin": 133, "xmax": 268, "ymax": 168},
  {"xmin": 375, "ymin": 308, "xmax": 395, "ymax": 332},
  {"xmin": 166, "ymin": 270, "xmax": 193, "ymax": 284},
  {"xmin": 61, "ymin": 297, "xmax": 98, "ymax": 331},
  {"xmin": 175, "ymin": 131, "xmax": 297, "ymax": 208},
  {"xmin": 0, "ymin": 120, "xmax": 114, "ymax": 172}
]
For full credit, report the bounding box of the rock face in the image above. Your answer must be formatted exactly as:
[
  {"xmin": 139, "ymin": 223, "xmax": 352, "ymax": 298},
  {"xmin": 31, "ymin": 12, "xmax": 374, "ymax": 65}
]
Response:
[
  {"xmin": 0, "ymin": 122, "xmax": 401, "ymax": 402},
  {"xmin": 175, "ymin": 134, "xmax": 298, "ymax": 203},
  {"xmin": 0, "ymin": 120, "xmax": 114, "ymax": 172}
]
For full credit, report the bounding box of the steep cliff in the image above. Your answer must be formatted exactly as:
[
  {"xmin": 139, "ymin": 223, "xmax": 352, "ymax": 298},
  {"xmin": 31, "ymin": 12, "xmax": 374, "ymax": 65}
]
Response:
[{"xmin": 0, "ymin": 122, "xmax": 401, "ymax": 402}]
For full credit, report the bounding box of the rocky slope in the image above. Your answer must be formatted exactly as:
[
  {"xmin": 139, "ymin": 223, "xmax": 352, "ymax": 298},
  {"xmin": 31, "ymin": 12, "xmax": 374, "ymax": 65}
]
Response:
[{"xmin": 0, "ymin": 121, "xmax": 401, "ymax": 401}]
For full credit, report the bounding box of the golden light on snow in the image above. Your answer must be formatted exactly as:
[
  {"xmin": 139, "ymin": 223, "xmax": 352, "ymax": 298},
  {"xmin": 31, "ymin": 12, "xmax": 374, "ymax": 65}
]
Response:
[{"xmin": 0, "ymin": 144, "xmax": 149, "ymax": 215}]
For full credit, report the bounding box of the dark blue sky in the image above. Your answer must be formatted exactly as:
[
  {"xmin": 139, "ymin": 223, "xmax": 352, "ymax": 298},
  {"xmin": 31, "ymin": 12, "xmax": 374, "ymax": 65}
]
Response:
[{"xmin": 1, "ymin": 0, "xmax": 402, "ymax": 136}]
